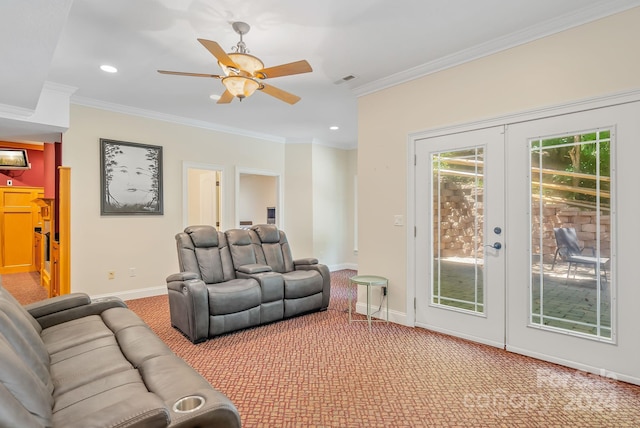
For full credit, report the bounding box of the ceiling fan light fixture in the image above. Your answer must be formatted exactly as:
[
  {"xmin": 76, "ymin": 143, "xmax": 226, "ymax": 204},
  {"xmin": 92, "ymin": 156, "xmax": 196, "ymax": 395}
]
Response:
[
  {"xmin": 222, "ymin": 76, "xmax": 261, "ymax": 100},
  {"xmin": 226, "ymin": 53, "xmax": 264, "ymax": 76}
]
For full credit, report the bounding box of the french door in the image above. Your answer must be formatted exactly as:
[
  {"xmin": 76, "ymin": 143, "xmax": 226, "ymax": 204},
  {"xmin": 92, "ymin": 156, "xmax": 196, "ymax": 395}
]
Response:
[
  {"xmin": 505, "ymin": 102, "xmax": 639, "ymax": 383},
  {"xmin": 415, "ymin": 126, "xmax": 506, "ymax": 348},
  {"xmin": 413, "ymin": 101, "xmax": 640, "ymax": 383}
]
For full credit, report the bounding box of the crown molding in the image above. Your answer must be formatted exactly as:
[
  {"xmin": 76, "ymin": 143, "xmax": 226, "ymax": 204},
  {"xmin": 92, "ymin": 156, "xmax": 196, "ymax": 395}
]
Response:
[
  {"xmin": 71, "ymin": 96, "xmax": 286, "ymax": 144},
  {"xmin": 353, "ymin": 0, "xmax": 640, "ymax": 97}
]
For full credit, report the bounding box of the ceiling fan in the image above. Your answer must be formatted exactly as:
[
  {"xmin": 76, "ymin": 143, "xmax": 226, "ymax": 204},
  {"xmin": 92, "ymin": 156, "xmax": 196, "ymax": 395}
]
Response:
[{"xmin": 158, "ymin": 21, "xmax": 312, "ymax": 105}]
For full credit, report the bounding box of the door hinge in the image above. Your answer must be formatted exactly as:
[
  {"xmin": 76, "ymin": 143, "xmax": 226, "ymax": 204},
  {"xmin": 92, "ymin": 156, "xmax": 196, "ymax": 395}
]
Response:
[
  {"xmin": 414, "ymin": 226, "xmax": 417, "ymax": 237},
  {"xmin": 414, "ymin": 298, "xmax": 416, "ymax": 310},
  {"xmin": 414, "ymin": 154, "xmax": 417, "ymax": 166}
]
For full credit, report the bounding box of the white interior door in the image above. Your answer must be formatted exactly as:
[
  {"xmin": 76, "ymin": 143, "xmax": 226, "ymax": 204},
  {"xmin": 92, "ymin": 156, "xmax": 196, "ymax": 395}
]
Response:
[
  {"xmin": 505, "ymin": 102, "xmax": 640, "ymax": 384},
  {"xmin": 415, "ymin": 126, "xmax": 505, "ymax": 348}
]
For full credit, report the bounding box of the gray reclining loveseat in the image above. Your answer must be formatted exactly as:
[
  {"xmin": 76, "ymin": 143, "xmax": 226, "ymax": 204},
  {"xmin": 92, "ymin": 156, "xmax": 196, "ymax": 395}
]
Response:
[
  {"xmin": 0, "ymin": 284, "xmax": 240, "ymax": 427},
  {"xmin": 167, "ymin": 224, "xmax": 330, "ymax": 343}
]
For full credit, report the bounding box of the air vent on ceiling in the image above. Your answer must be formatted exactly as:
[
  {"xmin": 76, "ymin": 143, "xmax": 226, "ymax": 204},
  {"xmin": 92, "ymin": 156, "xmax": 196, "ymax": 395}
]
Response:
[{"xmin": 334, "ymin": 74, "xmax": 357, "ymax": 85}]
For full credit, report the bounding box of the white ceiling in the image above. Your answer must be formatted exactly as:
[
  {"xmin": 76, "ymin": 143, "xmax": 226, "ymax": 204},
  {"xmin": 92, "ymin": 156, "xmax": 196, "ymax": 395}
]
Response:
[{"xmin": 3, "ymin": 0, "xmax": 640, "ymax": 149}]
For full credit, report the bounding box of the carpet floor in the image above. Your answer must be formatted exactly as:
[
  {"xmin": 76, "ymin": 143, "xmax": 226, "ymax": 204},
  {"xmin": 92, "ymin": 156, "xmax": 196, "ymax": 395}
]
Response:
[{"xmin": 3, "ymin": 270, "xmax": 640, "ymax": 427}]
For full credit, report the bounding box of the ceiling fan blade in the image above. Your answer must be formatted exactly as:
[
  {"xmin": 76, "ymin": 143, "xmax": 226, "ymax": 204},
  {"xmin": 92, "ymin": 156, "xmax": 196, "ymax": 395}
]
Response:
[
  {"xmin": 256, "ymin": 60, "xmax": 312, "ymax": 79},
  {"xmin": 197, "ymin": 39, "xmax": 238, "ymax": 69},
  {"xmin": 217, "ymin": 90, "xmax": 234, "ymax": 104},
  {"xmin": 259, "ymin": 83, "xmax": 301, "ymax": 105},
  {"xmin": 157, "ymin": 70, "xmax": 222, "ymax": 78}
]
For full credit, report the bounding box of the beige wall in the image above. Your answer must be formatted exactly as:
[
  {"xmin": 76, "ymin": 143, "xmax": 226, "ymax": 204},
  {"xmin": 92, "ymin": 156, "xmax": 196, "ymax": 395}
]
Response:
[
  {"xmin": 238, "ymin": 174, "xmax": 276, "ymax": 225},
  {"xmin": 64, "ymin": 105, "xmax": 355, "ymax": 298},
  {"xmin": 312, "ymin": 144, "xmax": 358, "ymax": 268},
  {"xmin": 284, "ymin": 144, "xmax": 314, "ymax": 258},
  {"xmin": 357, "ymin": 7, "xmax": 640, "ymax": 315},
  {"xmin": 284, "ymin": 143, "xmax": 358, "ymax": 267}
]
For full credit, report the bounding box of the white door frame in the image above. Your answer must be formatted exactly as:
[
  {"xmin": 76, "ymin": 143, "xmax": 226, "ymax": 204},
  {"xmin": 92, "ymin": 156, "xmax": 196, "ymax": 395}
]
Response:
[
  {"xmin": 235, "ymin": 167, "xmax": 283, "ymax": 229},
  {"xmin": 182, "ymin": 161, "xmax": 225, "ymax": 230}
]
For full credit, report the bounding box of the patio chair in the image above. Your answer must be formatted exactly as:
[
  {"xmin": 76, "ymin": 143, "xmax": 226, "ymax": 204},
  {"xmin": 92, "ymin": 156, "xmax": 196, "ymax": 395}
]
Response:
[{"xmin": 552, "ymin": 227, "xmax": 609, "ymax": 281}]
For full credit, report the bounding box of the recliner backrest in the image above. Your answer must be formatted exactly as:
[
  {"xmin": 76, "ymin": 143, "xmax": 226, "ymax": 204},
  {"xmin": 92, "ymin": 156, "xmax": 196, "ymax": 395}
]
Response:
[
  {"xmin": 251, "ymin": 224, "xmax": 294, "ymax": 273},
  {"xmin": 176, "ymin": 225, "xmax": 236, "ymax": 284},
  {"xmin": 225, "ymin": 228, "xmax": 263, "ymax": 268},
  {"xmin": 0, "ymin": 286, "xmax": 54, "ymax": 427}
]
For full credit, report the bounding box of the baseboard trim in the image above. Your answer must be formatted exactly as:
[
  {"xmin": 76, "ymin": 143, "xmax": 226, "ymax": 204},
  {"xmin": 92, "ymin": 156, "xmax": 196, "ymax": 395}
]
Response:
[
  {"xmin": 414, "ymin": 322, "xmax": 505, "ymax": 349},
  {"xmin": 329, "ymin": 263, "xmax": 358, "ymax": 271},
  {"xmin": 506, "ymin": 345, "xmax": 640, "ymax": 386},
  {"xmin": 91, "ymin": 285, "xmax": 167, "ymax": 302},
  {"xmin": 354, "ymin": 302, "xmax": 407, "ymax": 326}
]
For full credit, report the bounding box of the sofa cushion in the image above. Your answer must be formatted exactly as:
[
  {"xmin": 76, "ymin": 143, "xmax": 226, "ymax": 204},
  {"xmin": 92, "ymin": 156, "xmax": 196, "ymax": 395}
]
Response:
[
  {"xmin": 49, "ymin": 339, "xmax": 134, "ymax": 397},
  {"xmin": 207, "ymin": 279, "xmax": 261, "ymax": 315},
  {"xmin": 52, "ymin": 369, "xmax": 169, "ymax": 428},
  {"xmin": 40, "ymin": 315, "xmax": 115, "ymax": 355},
  {"xmin": 0, "ymin": 285, "xmax": 42, "ymax": 333},
  {"xmin": 0, "ymin": 304, "xmax": 52, "ymax": 394},
  {"xmin": 0, "ymin": 333, "xmax": 53, "ymax": 427}
]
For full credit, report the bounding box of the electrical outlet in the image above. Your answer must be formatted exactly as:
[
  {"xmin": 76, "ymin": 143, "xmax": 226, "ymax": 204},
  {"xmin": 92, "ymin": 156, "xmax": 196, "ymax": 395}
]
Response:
[
  {"xmin": 108, "ymin": 271, "xmax": 115, "ymax": 280},
  {"xmin": 393, "ymin": 215, "xmax": 404, "ymax": 226},
  {"xmin": 6, "ymin": 179, "xmax": 12, "ymax": 186},
  {"xmin": 129, "ymin": 268, "xmax": 136, "ymax": 277}
]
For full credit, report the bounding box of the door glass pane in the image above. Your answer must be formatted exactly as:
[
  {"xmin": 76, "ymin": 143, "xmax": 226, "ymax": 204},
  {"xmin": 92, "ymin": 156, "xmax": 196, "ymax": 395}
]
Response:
[
  {"xmin": 530, "ymin": 129, "xmax": 613, "ymax": 340},
  {"xmin": 432, "ymin": 147, "xmax": 484, "ymax": 314}
]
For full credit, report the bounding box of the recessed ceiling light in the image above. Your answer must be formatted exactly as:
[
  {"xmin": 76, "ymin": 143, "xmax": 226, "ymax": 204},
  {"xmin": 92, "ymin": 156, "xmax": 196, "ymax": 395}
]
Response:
[
  {"xmin": 100, "ymin": 65, "xmax": 118, "ymax": 73},
  {"xmin": 329, "ymin": 126, "xmax": 339, "ymax": 131},
  {"xmin": 209, "ymin": 94, "xmax": 221, "ymax": 101}
]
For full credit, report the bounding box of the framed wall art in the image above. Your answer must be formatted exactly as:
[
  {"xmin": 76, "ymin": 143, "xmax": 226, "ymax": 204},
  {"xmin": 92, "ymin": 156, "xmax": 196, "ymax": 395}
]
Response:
[{"xmin": 100, "ymin": 138, "xmax": 163, "ymax": 215}]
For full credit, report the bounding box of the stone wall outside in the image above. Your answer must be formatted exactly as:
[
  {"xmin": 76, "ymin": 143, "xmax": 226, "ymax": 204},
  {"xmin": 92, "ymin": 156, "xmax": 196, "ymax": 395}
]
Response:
[{"xmin": 435, "ymin": 182, "xmax": 610, "ymax": 261}]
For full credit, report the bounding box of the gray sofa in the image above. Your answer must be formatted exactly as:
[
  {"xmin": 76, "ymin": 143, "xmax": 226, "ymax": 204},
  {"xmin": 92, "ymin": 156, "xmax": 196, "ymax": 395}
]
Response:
[
  {"xmin": 0, "ymin": 284, "xmax": 241, "ymax": 427},
  {"xmin": 167, "ymin": 224, "xmax": 330, "ymax": 343}
]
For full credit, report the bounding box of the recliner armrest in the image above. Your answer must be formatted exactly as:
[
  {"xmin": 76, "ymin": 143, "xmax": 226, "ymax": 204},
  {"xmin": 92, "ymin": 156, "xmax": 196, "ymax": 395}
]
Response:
[
  {"xmin": 25, "ymin": 293, "xmax": 91, "ymax": 318},
  {"xmin": 293, "ymin": 258, "xmax": 318, "ymax": 266},
  {"xmin": 166, "ymin": 271, "xmax": 200, "ymax": 282},
  {"xmin": 237, "ymin": 263, "xmax": 272, "ymax": 274},
  {"xmin": 26, "ymin": 294, "xmax": 128, "ymax": 329}
]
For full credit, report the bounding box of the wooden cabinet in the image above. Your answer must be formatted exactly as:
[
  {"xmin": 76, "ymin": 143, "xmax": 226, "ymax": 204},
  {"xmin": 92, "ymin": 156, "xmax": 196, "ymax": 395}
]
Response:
[
  {"xmin": 0, "ymin": 187, "xmax": 43, "ymax": 274},
  {"xmin": 34, "ymin": 232, "xmax": 42, "ymax": 273},
  {"xmin": 51, "ymin": 241, "xmax": 60, "ymax": 297},
  {"xmin": 1, "ymin": 168, "xmax": 70, "ymax": 296}
]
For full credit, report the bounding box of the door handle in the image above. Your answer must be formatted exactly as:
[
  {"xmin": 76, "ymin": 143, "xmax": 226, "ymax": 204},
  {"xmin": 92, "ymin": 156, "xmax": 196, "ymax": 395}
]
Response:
[{"xmin": 485, "ymin": 242, "xmax": 502, "ymax": 250}]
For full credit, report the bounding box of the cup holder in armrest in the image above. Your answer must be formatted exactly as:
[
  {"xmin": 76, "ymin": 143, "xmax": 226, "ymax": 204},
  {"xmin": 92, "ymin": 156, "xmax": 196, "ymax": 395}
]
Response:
[{"xmin": 173, "ymin": 395, "xmax": 205, "ymax": 413}]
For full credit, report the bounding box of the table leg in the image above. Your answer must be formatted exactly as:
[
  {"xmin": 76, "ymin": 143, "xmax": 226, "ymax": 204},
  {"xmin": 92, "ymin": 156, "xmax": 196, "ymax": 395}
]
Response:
[
  {"xmin": 367, "ymin": 284, "xmax": 372, "ymax": 331},
  {"xmin": 348, "ymin": 280, "xmax": 352, "ymax": 323}
]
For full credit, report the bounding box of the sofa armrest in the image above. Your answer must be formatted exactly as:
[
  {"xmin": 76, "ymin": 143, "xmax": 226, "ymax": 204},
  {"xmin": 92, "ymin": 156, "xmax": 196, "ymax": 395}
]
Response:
[
  {"xmin": 237, "ymin": 263, "xmax": 272, "ymax": 274},
  {"xmin": 294, "ymin": 262, "xmax": 331, "ymax": 309},
  {"xmin": 166, "ymin": 275, "xmax": 210, "ymax": 343},
  {"xmin": 293, "ymin": 257, "xmax": 318, "ymax": 266},
  {"xmin": 25, "ymin": 294, "xmax": 127, "ymax": 329}
]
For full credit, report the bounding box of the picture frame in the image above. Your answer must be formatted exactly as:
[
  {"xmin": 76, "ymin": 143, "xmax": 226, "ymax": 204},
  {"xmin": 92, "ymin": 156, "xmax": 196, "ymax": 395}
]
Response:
[{"xmin": 100, "ymin": 138, "xmax": 163, "ymax": 215}]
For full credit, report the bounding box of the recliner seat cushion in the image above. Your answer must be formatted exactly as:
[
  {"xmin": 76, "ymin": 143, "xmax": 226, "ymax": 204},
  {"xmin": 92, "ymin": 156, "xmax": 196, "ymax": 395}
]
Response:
[
  {"xmin": 207, "ymin": 279, "xmax": 261, "ymax": 315},
  {"xmin": 282, "ymin": 270, "xmax": 324, "ymax": 299}
]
